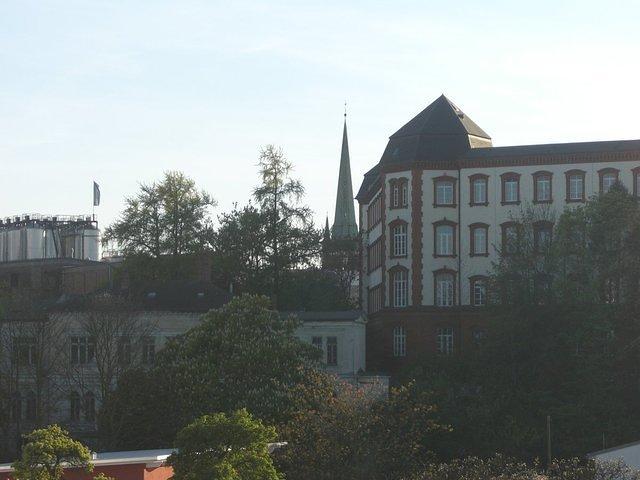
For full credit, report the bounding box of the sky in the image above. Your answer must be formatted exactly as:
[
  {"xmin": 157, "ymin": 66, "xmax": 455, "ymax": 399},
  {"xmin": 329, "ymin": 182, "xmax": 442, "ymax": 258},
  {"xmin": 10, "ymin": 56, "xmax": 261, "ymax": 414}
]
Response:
[{"xmin": 2, "ymin": 0, "xmax": 640, "ymax": 238}]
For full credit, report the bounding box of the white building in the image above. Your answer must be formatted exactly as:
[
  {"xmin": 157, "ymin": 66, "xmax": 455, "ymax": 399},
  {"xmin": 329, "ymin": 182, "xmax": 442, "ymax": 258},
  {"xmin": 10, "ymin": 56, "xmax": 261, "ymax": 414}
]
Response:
[{"xmin": 356, "ymin": 95, "xmax": 640, "ymax": 372}]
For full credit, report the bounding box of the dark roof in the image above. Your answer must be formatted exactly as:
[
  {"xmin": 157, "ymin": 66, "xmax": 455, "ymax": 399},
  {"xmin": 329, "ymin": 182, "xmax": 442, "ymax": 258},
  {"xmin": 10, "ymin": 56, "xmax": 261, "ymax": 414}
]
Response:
[
  {"xmin": 282, "ymin": 310, "xmax": 365, "ymax": 322},
  {"xmin": 378, "ymin": 95, "xmax": 492, "ymax": 168},
  {"xmin": 355, "ymin": 163, "xmax": 381, "ymax": 200},
  {"xmin": 463, "ymin": 138, "xmax": 640, "ymax": 160},
  {"xmin": 140, "ymin": 281, "xmax": 232, "ymax": 312},
  {"xmin": 390, "ymin": 95, "xmax": 490, "ymax": 140}
]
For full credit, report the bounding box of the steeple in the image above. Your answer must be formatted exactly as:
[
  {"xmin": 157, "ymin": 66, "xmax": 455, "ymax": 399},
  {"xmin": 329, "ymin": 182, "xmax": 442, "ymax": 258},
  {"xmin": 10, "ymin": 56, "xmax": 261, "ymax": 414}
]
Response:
[{"xmin": 331, "ymin": 112, "xmax": 358, "ymax": 240}]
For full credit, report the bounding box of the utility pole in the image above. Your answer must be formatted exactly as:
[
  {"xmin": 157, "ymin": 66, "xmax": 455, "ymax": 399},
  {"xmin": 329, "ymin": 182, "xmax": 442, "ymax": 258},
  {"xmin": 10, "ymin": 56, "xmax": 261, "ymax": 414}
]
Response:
[{"xmin": 546, "ymin": 415, "xmax": 552, "ymax": 469}]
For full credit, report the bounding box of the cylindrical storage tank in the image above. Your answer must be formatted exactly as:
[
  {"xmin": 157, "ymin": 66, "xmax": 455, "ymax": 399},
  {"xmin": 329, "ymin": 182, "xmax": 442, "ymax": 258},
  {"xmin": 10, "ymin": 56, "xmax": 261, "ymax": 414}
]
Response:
[
  {"xmin": 42, "ymin": 229, "xmax": 58, "ymax": 259},
  {"xmin": 82, "ymin": 228, "xmax": 100, "ymax": 261},
  {"xmin": 0, "ymin": 230, "xmax": 5, "ymax": 262},
  {"xmin": 7, "ymin": 228, "xmax": 21, "ymax": 261},
  {"xmin": 25, "ymin": 227, "xmax": 46, "ymax": 260}
]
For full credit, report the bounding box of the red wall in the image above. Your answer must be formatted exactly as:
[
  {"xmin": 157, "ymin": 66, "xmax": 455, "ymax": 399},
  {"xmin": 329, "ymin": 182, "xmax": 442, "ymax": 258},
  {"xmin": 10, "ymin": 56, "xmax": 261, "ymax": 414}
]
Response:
[{"xmin": 0, "ymin": 464, "xmax": 174, "ymax": 480}]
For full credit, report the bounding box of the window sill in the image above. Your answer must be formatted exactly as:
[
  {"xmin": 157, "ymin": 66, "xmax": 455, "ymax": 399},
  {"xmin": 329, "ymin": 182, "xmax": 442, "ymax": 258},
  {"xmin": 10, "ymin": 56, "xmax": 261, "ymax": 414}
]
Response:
[
  {"xmin": 469, "ymin": 202, "xmax": 489, "ymax": 207},
  {"xmin": 469, "ymin": 253, "xmax": 489, "ymax": 257},
  {"xmin": 389, "ymin": 205, "xmax": 408, "ymax": 210},
  {"xmin": 565, "ymin": 198, "xmax": 585, "ymax": 203},
  {"xmin": 533, "ymin": 199, "xmax": 553, "ymax": 204},
  {"xmin": 501, "ymin": 201, "xmax": 521, "ymax": 206},
  {"xmin": 433, "ymin": 254, "xmax": 457, "ymax": 258},
  {"xmin": 433, "ymin": 203, "xmax": 457, "ymax": 208},
  {"xmin": 390, "ymin": 254, "xmax": 408, "ymax": 259}
]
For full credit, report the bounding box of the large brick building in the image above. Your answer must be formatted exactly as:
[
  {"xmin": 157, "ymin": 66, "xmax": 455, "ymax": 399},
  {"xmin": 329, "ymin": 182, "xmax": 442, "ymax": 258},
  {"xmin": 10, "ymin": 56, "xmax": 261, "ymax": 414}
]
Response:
[{"xmin": 357, "ymin": 95, "xmax": 640, "ymax": 373}]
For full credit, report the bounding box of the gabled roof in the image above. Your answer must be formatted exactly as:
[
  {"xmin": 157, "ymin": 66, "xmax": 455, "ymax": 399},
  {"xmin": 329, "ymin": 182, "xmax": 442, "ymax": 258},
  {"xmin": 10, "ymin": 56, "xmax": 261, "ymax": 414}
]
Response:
[{"xmin": 390, "ymin": 94, "xmax": 490, "ymax": 140}]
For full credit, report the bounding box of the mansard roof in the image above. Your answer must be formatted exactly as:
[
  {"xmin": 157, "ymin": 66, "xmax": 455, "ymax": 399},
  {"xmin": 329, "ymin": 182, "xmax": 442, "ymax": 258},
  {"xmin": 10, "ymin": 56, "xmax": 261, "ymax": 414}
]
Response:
[{"xmin": 356, "ymin": 95, "xmax": 640, "ymax": 203}]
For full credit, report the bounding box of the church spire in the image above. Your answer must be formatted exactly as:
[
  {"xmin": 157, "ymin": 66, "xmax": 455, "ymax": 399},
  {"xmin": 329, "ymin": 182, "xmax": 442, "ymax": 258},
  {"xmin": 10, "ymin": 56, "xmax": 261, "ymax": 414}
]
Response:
[{"xmin": 331, "ymin": 110, "xmax": 358, "ymax": 240}]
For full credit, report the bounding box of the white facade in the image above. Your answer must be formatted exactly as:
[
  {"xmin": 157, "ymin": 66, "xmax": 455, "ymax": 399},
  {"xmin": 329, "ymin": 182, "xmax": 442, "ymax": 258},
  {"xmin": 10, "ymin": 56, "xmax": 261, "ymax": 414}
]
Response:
[
  {"xmin": 289, "ymin": 311, "xmax": 366, "ymax": 378},
  {"xmin": 361, "ymin": 159, "xmax": 640, "ymax": 311},
  {"xmin": 589, "ymin": 440, "xmax": 640, "ymax": 471}
]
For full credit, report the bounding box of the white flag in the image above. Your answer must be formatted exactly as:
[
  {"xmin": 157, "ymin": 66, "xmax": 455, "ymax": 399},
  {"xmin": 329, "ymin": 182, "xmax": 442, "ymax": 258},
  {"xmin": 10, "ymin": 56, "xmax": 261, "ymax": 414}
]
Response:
[{"xmin": 93, "ymin": 182, "xmax": 101, "ymax": 207}]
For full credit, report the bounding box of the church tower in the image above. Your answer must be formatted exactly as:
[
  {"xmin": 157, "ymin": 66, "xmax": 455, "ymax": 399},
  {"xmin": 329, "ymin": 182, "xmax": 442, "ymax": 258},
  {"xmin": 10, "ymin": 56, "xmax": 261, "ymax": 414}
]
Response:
[{"xmin": 331, "ymin": 113, "xmax": 358, "ymax": 239}]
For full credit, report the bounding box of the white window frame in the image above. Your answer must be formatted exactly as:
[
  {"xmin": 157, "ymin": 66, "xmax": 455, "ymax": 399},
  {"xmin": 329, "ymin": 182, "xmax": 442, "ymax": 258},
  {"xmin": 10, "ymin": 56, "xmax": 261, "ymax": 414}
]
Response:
[
  {"xmin": 437, "ymin": 327, "xmax": 454, "ymax": 354},
  {"xmin": 473, "ymin": 279, "xmax": 486, "ymax": 306},
  {"xmin": 473, "ymin": 178, "xmax": 487, "ymax": 204},
  {"xmin": 393, "ymin": 269, "xmax": 408, "ymax": 308},
  {"xmin": 569, "ymin": 174, "xmax": 583, "ymax": 200},
  {"xmin": 436, "ymin": 273, "xmax": 454, "ymax": 307},
  {"xmin": 536, "ymin": 176, "xmax": 551, "ymax": 201},
  {"xmin": 393, "ymin": 326, "xmax": 406, "ymax": 357},
  {"xmin": 393, "ymin": 224, "xmax": 408, "ymax": 257},
  {"xmin": 436, "ymin": 225, "xmax": 454, "ymax": 256},
  {"xmin": 602, "ymin": 173, "xmax": 616, "ymax": 193},
  {"xmin": 436, "ymin": 181, "xmax": 454, "ymax": 205},
  {"xmin": 472, "ymin": 227, "xmax": 487, "ymax": 255},
  {"xmin": 504, "ymin": 179, "xmax": 518, "ymax": 203}
]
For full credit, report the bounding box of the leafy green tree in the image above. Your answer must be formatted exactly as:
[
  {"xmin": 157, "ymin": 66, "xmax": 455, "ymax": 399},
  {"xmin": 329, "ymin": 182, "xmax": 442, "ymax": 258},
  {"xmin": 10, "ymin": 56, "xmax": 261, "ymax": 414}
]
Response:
[
  {"xmin": 418, "ymin": 456, "xmax": 640, "ymax": 480},
  {"xmin": 401, "ymin": 188, "xmax": 640, "ymax": 461},
  {"xmin": 103, "ymin": 171, "xmax": 216, "ymax": 285},
  {"xmin": 211, "ymin": 204, "xmax": 269, "ymax": 295},
  {"xmin": 12, "ymin": 425, "xmax": 92, "ymax": 480},
  {"xmin": 253, "ymin": 145, "xmax": 321, "ymax": 307},
  {"xmin": 99, "ymin": 295, "xmax": 327, "ymax": 449},
  {"xmin": 276, "ymin": 381, "xmax": 447, "ymax": 480},
  {"xmin": 167, "ymin": 409, "xmax": 282, "ymax": 480}
]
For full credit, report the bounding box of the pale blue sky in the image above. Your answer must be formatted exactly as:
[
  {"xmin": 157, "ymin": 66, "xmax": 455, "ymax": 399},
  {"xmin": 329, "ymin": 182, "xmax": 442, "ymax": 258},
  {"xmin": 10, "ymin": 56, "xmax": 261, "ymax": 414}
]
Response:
[{"xmin": 2, "ymin": 1, "xmax": 640, "ymax": 233}]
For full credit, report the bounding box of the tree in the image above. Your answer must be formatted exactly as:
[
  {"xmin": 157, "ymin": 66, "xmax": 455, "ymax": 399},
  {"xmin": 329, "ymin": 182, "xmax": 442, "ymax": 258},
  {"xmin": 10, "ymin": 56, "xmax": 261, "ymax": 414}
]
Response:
[
  {"xmin": 167, "ymin": 409, "xmax": 281, "ymax": 480},
  {"xmin": 418, "ymin": 456, "xmax": 640, "ymax": 480},
  {"xmin": 399, "ymin": 188, "xmax": 640, "ymax": 461},
  {"xmin": 103, "ymin": 171, "xmax": 216, "ymax": 283},
  {"xmin": 275, "ymin": 381, "xmax": 447, "ymax": 480},
  {"xmin": 253, "ymin": 145, "xmax": 321, "ymax": 306},
  {"xmin": 12, "ymin": 424, "xmax": 92, "ymax": 480},
  {"xmin": 211, "ymin": 204, "xmax": 269, "ymax": 295},
  {"xmin": 99, "ymin": 295, "xmax": 325, "ymax": 449}
]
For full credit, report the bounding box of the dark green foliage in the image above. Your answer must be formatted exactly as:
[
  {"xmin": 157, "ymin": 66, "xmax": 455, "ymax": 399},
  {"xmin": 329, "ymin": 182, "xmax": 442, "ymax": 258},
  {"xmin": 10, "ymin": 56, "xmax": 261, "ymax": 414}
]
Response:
[
  {"xmin": 418, "ymin": 455, "xmax": 640, "ymax": 480},
  {"xmin": 12, "ymin": 425, "xmax": 92, "ymax": 480},
  {"xmin": 275, "ymin": 381, "xmax": 447, "ymax": 480},
  {"xmin": 168, "ymin": 410, "xmax": 281, "ymax": 480},
  {"xmin": 99, "ymin": 295, "xmax": 325, "ymax": 449},
  {"xmin": 402, "ymin": 188, "xmax": 640, "ymax": 461}
]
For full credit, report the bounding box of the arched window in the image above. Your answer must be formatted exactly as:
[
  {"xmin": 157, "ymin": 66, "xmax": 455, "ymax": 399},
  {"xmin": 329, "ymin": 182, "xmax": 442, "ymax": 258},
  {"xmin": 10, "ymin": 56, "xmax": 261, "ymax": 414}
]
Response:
[
  {"xmin": 434, "ymin": 269, "xmax": 455, "ymax": 307},
  {"xmin": 469, "ymin": 174, "xmax": 489, "ymax": 206},
  {"xmin": 598, "ymin": 168, "xmax": 619, "ymax": 194},
  {"xmin": 469, "ymin": 223, "xmax": 489, "ymax": 256},
  {"xmin": 390, "ymin": 267, "xmax": 409, "ymax": 308},
  {"xmin": 565, "ymin": 169, "xmax": 586, "ymax": 202},
  {"xmin": 533, "ymin": 221, "xmax": 553, "ymax": 252},
  {"xmin": 533, "ymin": 171, "xmax": 553, "ymax": 203},
  {"xmin": 389, "ymin": 178, "xmax": 409, "ymax": 209},
  {"xmin": 433, "ymin": 221, "xmax": 456, "ymax": 257},
  {"xmin": 70, "ymin": 392, "xmax": 81, "ymax": 421},
  {"xmin": 392, "ymin": 326, "xmax": 406, "ymax": 357},
  {"xmin": 433, "ymin": 176, "xmax": 457, "ymax": 207},
  {"xmin": 501, "ymin": 173, "xmax": 521, "ymax": 204},
  {"xmin": 633, "ymin": 167, "xmax": 640, "ymax": 198},
  {"xmin": 470, "ymin": 276, "xmax": 488, "ymax": 307},
  {"xmin": 390, "ymin": 221, "xmax": 408, "ymax": 258},
  {"xmin": 84, "ymin": 392, "xmax": 96, "ymax": 422}
]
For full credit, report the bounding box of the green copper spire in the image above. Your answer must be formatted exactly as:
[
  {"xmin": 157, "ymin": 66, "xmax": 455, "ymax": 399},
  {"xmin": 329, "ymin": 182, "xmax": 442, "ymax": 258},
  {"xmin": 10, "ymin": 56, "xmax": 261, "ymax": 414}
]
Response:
[{"xmin": 331, "ymin": 113, "xmax": 358, "ymax": 239}]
